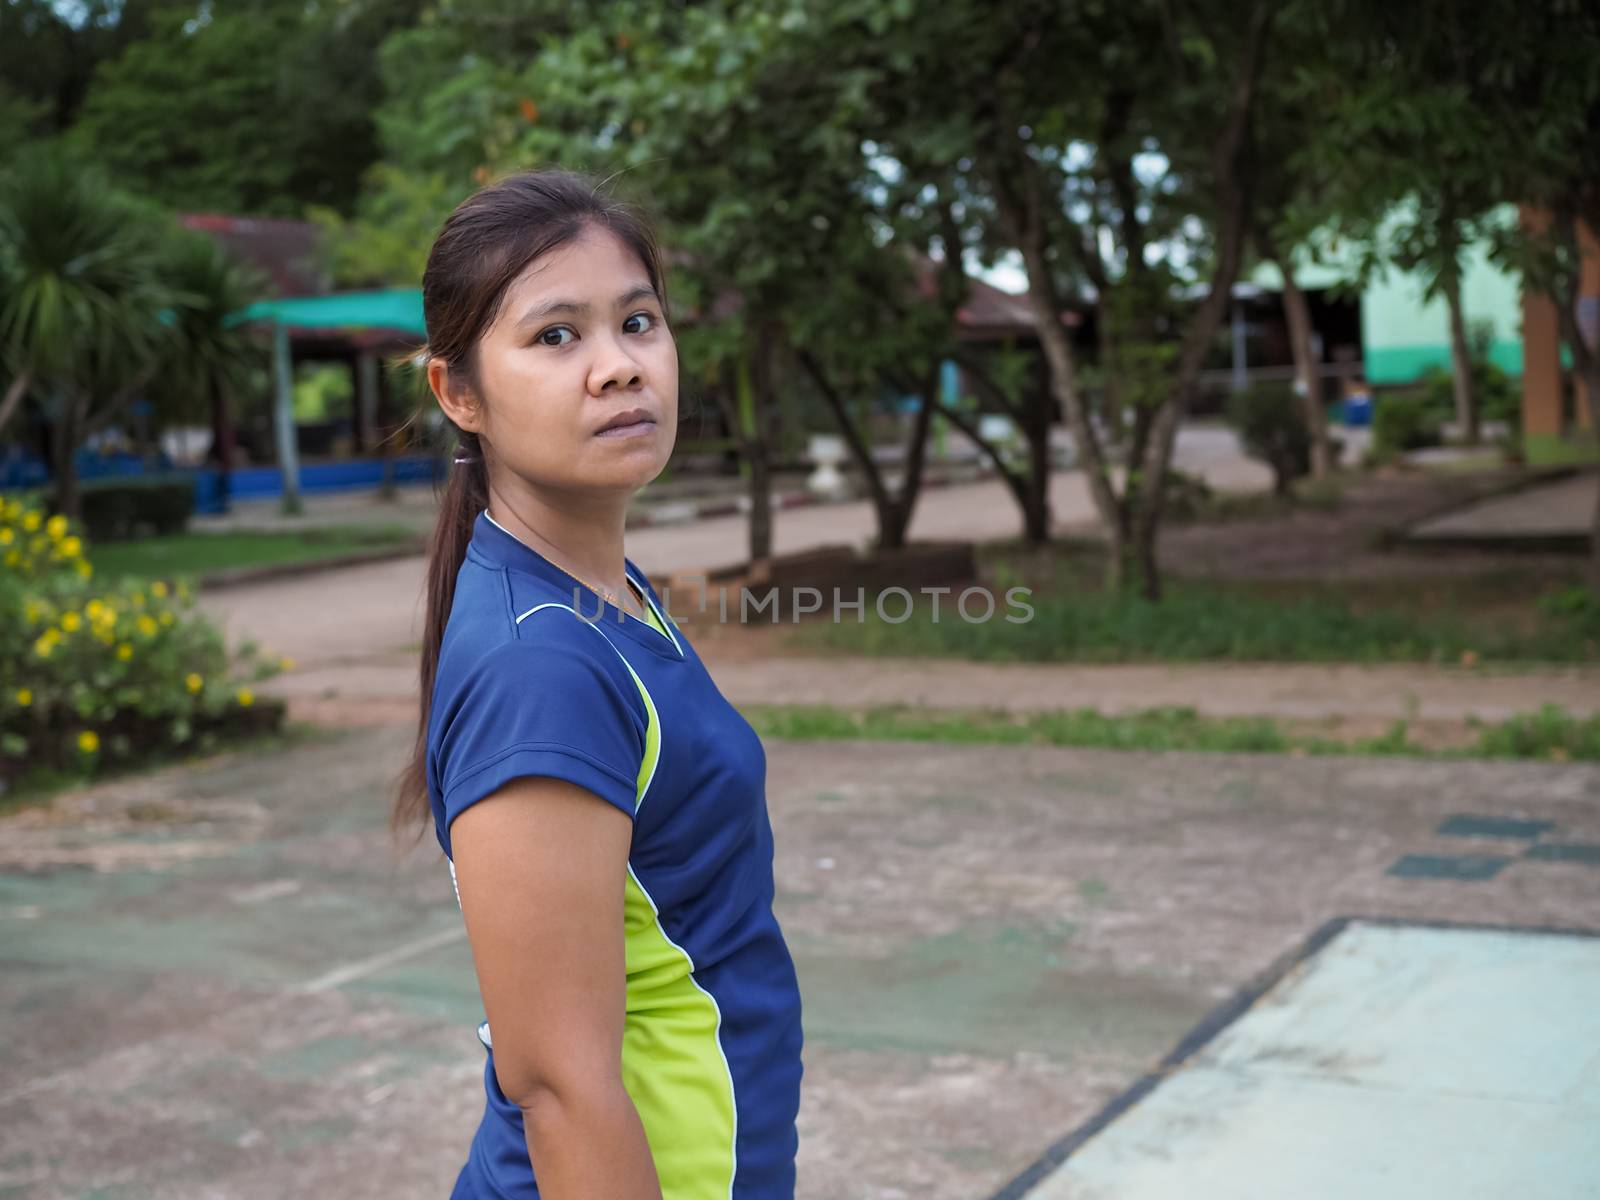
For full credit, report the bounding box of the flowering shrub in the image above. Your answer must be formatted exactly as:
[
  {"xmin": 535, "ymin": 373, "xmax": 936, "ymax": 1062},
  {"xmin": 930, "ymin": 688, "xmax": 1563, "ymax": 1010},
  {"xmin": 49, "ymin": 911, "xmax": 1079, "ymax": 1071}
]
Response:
[{"xmin": 0, "ymin": 494, "xmax": 284, "ymax": 785}]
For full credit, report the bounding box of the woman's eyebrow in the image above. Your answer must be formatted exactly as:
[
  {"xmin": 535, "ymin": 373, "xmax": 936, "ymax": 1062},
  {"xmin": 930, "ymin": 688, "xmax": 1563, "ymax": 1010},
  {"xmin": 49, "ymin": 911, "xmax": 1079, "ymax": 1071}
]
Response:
[{"xmin": 516, "ymin": 285, "xmax": 660, "ymax": 329}]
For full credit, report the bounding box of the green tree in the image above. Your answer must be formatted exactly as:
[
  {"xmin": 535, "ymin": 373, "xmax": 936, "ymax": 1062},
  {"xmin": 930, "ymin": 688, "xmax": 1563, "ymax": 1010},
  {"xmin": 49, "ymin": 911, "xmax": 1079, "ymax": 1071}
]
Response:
[
  {"xmin": 155, "ymin": 227, "xmax": 269, "ymax": 476},
  {"xmin": 0, "ymin": 145, "xmax": 176, "ymax": 518},
  {"xmin": 853, "ymin": 0, "xmax": 1276, "ymax": 596},
  {"xmin": 69, "ymin": 0, "xmax": 422, "ymax": 218}
]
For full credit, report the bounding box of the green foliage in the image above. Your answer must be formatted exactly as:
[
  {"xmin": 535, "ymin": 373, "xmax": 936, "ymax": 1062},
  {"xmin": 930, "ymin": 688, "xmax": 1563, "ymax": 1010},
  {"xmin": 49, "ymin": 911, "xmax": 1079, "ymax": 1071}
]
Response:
[
  {"xmin": 1371, "ymin": 393, "xmax": 1444, "ymax": 460},
  {"xmin": 1416, "ymin": 322, "xmax": 1520, "ymax": 427},
  {"xmin": 293, "ymin": 363, "xmax": 355, "ymax": 424},
  {"xmin": 742, "ymin": 701, "xmax": 1600, "ymax": 762},
  {"xmin": 310, "ymin": 166, "xmax": 468, "ymax": 288},
  {"xmin": 66, "ymin": 1, "xmax": 420, "ymax": 218},
  {"xmin": 1470, "ymin": 704, "xmax": 1600, "ymax": 762},
  {"xmin": 0, "ymin": 143, "xmax": 174, "ymax": 399},
  {"xmin": 88, "ymin": 526, "xmax": 421, "ymax": 582},
  {"xmin": 0, "ymin": 494, "xmax": 284, "ymax": 788},
  {"xmin": 796, "ymin": 578, "xmax": 1595, "ymax": 665},
  {"xmin": 1225, "ymin": 383, "xmax": 1312, "ymax": 495},
  {"xmin": 78, "ymin": 478, "xmax": 195, "ymax": 543}
]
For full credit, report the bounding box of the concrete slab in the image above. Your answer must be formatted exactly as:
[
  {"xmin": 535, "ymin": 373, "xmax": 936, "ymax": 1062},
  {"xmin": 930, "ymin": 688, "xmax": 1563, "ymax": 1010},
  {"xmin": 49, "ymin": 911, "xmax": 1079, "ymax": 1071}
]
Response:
[
  {"xmin": 1011, "ymin": 920, "xmax": 1600, "ymax": 1200},
  {"xmin": 1407, "ymin": 472, "xmax": 1596, "ymax": 548}
]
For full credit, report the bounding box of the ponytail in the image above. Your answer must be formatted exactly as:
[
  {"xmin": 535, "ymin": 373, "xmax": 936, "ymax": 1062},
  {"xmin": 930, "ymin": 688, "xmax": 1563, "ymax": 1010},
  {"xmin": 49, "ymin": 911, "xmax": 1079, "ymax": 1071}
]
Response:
[{"xmin": 393, "ymin": 430, "xmax": 486, "ymax": 839}]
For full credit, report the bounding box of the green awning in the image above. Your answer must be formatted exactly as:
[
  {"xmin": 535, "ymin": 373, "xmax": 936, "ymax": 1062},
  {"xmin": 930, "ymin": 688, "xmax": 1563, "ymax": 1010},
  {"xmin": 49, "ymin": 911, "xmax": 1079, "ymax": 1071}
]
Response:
[{"xmin": 229, "ymin": 288, "xmax": 425, "ymax": 337}]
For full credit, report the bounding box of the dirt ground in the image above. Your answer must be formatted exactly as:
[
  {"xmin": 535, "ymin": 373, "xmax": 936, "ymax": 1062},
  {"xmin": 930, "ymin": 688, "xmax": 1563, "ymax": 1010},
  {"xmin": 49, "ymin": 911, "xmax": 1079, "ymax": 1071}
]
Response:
[{"xmin": 2, "ymin": 726, "xmax": 1596, "ymax": 1199}]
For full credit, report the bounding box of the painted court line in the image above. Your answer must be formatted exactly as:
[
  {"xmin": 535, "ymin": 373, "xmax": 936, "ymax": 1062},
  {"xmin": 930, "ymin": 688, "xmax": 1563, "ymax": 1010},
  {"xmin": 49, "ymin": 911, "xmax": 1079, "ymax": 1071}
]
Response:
[{"xmin": 294, "ymin": 925, "xmax": 466, "ymax": 994}]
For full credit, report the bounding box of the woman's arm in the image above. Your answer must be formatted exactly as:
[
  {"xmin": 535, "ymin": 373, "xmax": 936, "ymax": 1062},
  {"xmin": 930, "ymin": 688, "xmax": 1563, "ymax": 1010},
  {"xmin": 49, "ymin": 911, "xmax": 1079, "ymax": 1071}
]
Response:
[{"xmin": 450, "ymin": 775, "xmax": 662, "ymax": 1200}]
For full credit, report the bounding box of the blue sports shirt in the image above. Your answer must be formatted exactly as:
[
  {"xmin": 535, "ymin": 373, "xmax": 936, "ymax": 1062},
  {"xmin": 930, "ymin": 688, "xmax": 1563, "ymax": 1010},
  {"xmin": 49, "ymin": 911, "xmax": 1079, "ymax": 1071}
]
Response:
[{"xmin": 426, "ymin": 511, "xmax": 804, "ymax": 1199}]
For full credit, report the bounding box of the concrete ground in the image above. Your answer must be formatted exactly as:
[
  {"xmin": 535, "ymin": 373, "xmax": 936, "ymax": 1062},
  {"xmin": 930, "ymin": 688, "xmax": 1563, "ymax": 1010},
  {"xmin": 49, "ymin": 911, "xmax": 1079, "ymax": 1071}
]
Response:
[{"xmin": 2, "ymin": 728, "xmax": 1596, "ymax": 1199}]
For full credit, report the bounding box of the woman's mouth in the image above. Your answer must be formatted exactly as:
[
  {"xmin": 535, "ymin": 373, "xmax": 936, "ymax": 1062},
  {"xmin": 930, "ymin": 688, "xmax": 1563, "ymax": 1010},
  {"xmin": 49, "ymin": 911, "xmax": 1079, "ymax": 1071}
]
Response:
[
  {"xmin": 595, "ymin": 408, "xmax": 657, "ymax": 438},
  {"xmin": 595, "ymin": 417, "xmax": 656, "ymax": 439}
]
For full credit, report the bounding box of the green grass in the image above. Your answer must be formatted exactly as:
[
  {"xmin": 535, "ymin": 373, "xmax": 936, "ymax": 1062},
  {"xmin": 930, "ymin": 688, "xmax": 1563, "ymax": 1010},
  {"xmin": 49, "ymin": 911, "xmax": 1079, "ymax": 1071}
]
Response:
[
  {"xmin": 740, "ymin": 702, "xmax": 1600, "ymax": 762},
  {"xmin": 794, "ymin": 568, "xmax": 1597, "ymax": 666},
  {"xmin": 88, "ymin": 525, "xmax": 421, "ymax": 583}
]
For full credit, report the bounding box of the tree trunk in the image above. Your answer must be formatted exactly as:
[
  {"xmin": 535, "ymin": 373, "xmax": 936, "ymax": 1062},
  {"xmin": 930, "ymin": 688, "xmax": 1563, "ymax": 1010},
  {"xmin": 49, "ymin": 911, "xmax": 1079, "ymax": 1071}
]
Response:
[
  {"xmin": 796, "ymin": 349, "xmax": 900, "ymax": 546},
  {"xmin": 1580, "ymin": 362, "xmax": 1600, "ymax": 600},
  {"xmin": 1023, "ymin": 389, "xmax": 1052, "ymax": 544},
  {"xmin": 740, "ymin": 355, "xmax": 773, "ymax": 563},
  {"xmin": 51, "ymin": 390, "xmax": 88, "ymax": 521},
  {"xmin": 952, "ymin": 348, "xmax": 1053, "ymax": 544},
  {"xmin": 0, "ymin": 372, "xmax": 31, "ymax": 437},
  {"xmin": 1270, "ymin": 250, "xmax": 1332, "ymax": 477},
  {"xmin": 1442, "ymin": 271, "xmax": 1479, "ymax": 445}
]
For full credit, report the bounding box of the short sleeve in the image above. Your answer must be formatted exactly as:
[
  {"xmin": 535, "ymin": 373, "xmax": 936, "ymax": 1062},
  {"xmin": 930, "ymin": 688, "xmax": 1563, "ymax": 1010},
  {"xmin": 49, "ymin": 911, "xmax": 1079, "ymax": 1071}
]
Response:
[{"xmin": 430, "ymin": 636, "xmax": 645, "ymax": 854}]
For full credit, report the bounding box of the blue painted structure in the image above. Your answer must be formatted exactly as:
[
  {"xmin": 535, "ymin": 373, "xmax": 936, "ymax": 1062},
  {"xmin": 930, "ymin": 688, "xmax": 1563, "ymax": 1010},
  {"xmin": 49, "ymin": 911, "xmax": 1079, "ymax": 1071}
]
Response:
[
  {"xmin": 2, "ymin": 451, "xmax": 443, "ymax": 513},
  {"xmin": 192, "ymin": 454, "xmax": 442, "ymax": 513}
]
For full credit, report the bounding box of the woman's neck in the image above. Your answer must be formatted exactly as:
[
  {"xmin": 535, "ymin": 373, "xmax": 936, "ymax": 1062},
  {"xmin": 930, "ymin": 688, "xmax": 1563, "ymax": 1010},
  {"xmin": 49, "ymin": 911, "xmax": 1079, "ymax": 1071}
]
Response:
[{"xmin": 484, "ymin": 477, "xmax": 638, "ymax": 613}]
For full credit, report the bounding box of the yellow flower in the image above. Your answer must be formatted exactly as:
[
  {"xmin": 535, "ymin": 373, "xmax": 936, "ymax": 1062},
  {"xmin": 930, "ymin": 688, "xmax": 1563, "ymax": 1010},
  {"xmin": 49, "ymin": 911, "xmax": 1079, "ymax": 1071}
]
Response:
[
  {"xmin": 60, "ymin": 535, "xmax": 81, "ymax": 558},
  {"xmin": 159, "ymin": 611, "xmax": 175, "ymax": 627},
  {"xmin": 15, "ymin": 687, "xmax": 32, "ymax": 707},
  {"xmin": 116, "ymin": 643, "xmax": 133, "ymax": 661},
  {"xmin": 76, "ymin": 730, "xmax": 99, "ymax": 754},
  {"xmin": 86, "ymin": 600, "xmax": 106, "ymax": 621},
  {"xmin": 45, "ymin": 514, "xmax": 67, "ymax": 539},
  {"xmin": 185, "ymin": 673, "xmax": 203, "ymax": 694},
  {"xmin": 136, "ymin": 615, "xmax": 158, "ymax": 638},
  {"xmin": 151, "ymin": 580, "xmax": 169, "ymax": 599},
  {"xmin": 60, "ymin": 611, "xmax": 82, "ymax": 632},
  {"xmin": 236, "ymin": 688, "xmax": 255, "ymax": 707},
  {"xmin": 24, "ymin": 600, "xmax": 43, "ymax": 624},
  {"xmin": 279, "ymin": 656, "xmax": 296, "ymax": 671},
  {"xmin": 4, "ymin": 549, "xmax": 18, "ymax": 568},
  {"xmin": 21, "ymin": 511, "xmax": 41, "ymax": 532},
  {"xmin": 0, "ymin": 527, "xmax": 12, "ymax": 545}
]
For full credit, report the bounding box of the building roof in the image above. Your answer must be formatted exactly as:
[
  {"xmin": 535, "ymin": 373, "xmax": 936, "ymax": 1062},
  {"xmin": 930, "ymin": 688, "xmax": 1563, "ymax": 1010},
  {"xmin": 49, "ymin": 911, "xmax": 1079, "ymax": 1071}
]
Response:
[{"xmin": 179, "ymin": 212, "xmax": 330, "ymax": 297}]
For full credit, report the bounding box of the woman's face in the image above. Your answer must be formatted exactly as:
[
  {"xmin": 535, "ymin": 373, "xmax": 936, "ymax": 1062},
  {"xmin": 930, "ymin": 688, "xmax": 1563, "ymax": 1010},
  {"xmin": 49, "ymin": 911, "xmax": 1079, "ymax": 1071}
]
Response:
[{"xmin": 445, "ymin": 225, "xmax": 678, "ymax": 497}]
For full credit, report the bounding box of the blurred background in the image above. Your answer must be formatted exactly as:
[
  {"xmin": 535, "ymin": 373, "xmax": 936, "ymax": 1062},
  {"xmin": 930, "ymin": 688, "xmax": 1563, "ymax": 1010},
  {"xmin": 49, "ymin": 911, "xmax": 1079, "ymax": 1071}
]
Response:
[{"xmin": 1, "ymin": 2, "xmax": 1597, "ymax": 1198}]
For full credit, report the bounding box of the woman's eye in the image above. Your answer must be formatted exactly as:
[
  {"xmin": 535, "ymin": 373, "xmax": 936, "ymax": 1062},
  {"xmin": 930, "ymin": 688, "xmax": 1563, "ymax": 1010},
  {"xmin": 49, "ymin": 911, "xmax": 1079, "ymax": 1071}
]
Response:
[
  {"xmin": 624, "ymin": 312, "xmax": 656, "ymax": 334},
  {"xmin": 537, "ymin": 327, "xmax": 575, "ymax": 347}
]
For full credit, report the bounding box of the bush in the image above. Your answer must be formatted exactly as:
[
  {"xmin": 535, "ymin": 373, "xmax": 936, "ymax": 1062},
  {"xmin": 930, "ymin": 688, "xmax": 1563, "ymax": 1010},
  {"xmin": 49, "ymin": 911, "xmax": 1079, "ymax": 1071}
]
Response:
[
  {"xmin": 1371, "ymin": 393, "xmax": 1444, "ymax": 461},
  {"xmin": 1225, "ymin": 383, "xmax": 1311, "ymax": 495},
  {"xmin": 1162, "ymin": 467, "xmax": 1215, "ymax": 521},
  {"xmin": 78, "ymin": 476, "xmax": 196, "ymax": 542},
  {"xmin": 1416, "ymin": 321, "xmax": 1521, "ymax": 431},
  {"xmin": 0, "ymin": 494, "xmax": 283, "ymax": 789}
]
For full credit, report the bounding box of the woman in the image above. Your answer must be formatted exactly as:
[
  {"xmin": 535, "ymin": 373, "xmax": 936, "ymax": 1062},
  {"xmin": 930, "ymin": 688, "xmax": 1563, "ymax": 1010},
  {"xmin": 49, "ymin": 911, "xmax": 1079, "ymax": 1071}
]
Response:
[{"xmin": 395, "ymin": 169, "xmax": 804, "ymax": 1199}]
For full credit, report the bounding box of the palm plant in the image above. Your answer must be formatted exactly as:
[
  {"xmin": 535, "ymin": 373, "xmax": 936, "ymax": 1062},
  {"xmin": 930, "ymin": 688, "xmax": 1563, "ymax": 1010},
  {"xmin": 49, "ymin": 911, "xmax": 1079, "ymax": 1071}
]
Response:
[
  {"xmin": 0, "ymin": 144, "xmax": 175, "ymax": 516},
  {"xmin": 154, "ymin": 227, "xmax": 268, "ymax": 478}
]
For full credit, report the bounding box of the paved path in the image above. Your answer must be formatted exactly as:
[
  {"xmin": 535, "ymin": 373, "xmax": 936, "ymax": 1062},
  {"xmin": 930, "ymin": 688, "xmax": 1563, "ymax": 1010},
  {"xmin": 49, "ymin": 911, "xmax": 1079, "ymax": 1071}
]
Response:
[
  {"xmin": 261, "ymin": 650, "xmax": 1600, "ymax": 738},
  {"xmin": 197, "ymin": 463, "xmax": 1243, "ymax": 668},
  {"xmin": 3, "ymin": 728, "xmax": 1595, "ymax": 1199}
]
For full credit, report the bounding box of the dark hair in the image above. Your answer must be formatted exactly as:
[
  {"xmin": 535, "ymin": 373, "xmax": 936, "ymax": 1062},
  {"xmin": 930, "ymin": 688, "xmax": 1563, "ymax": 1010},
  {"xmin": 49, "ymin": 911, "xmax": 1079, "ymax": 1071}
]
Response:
[{"xmin": 394, "ymin": 168, "xmax": 669, "ymax": 840}]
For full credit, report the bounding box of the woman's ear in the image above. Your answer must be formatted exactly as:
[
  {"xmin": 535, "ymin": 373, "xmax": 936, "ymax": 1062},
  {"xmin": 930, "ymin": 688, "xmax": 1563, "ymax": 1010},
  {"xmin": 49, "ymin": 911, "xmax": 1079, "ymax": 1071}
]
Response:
[{"xmin": 428, "ymin": 357, "xmax": 484, "ymax": 434}]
